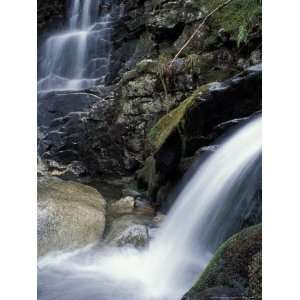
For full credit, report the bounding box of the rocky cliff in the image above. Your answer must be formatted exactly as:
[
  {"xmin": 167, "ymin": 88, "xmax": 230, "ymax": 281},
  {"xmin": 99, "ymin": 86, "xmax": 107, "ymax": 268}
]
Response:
[{"xmin": 38, "ymin": 0, "xmax": 262, "ymax": 202}]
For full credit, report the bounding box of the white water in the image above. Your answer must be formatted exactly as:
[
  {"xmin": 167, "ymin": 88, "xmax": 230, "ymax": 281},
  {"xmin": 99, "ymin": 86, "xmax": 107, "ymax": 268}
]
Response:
[
  {"xmin": 38, "ymin": 0, "xmax": 115, "ymax": 92},
  {"xmin": 38, "ymin": 116, "xmax": 262, "ymax": 300}
]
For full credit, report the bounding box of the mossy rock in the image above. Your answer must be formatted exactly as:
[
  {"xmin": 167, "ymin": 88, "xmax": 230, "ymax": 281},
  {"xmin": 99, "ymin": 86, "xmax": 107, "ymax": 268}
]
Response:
[
  {"xmin": 183, "ymin": 224, "xmax": 262, "ymax": 299},
  {"xmin": 148, "ymin": 85, "xmax": 209, "ymax": 152}
]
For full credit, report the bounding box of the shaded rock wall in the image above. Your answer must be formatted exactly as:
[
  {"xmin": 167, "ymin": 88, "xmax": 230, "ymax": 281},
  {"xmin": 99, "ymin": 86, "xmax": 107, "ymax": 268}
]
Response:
[
  {"xmin": 37, "ymin": 0, "xmax": 66, "ymax": 37},
  {"xmin": 137, "ymin": 66, "xmax": 262, "ymax": 206},
  {"xmin": 38, "ymin": 0, "xmax": 262, "ymax": 186}
]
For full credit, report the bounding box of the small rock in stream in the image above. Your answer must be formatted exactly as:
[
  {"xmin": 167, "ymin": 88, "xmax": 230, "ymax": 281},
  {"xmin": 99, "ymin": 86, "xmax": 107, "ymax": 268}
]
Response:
[
  {"xmin": 110, "ymin": 196, "xmax": 135, "ymax": 215},
  {"xmin": 112, "ymin": 224, "xmax": 149, "ymax": 248},
  {"xmin": 105, "ymin": 215, "xmax": 150, "ymax": 248}
]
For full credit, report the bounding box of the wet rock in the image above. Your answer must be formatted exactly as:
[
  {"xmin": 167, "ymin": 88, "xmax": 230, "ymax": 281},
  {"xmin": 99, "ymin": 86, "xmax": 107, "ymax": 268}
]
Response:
[
  {"xmin": 178, "ymin": 157, "xmax": 196, "ymax": 175},
  {"xmin": 37, "ymin": 156, "xmax": 48, "ymax": 177},
  {"xmin": 38, "ymin": 0, "xmax": 262, "ymax": 182},
  {"xmin": 135, "ymin": 199, "xmax": 155, "ymax": 216},
  {"xmin": 140, "ymin": 66, "xmax": 262, "ymax": 201},
  {"xmin": 250, "ymin": 49, "xmax": 262, "ymax": 65},
  {"xmin": 37, "ymin": 177, "xmax": 106, "ymax": 257},
  {"xmin": 44, "ymin": 160, "xmax": 90, "ymax": 182},
  {"xmin": 110, "ymin": 196, "xmax": 135, "ymax": 215},
  {"xmin": 38, "ymin": 91, "xmax": 100, "ymax": 127},
  {"xmin": 121, "ymin": 187, "xmax": 144, "ymax": 199},
  {"xmin": 182, "ymin": 224, "xmax": 262, "ymax": 299},
  {"xmin": 104, "ymin": 215, "xmax": 150, "ymax": 248},
  {"xmin": 57, "ymin": 161, "xmax": 89, "ymax": 180},
  {"xmin": 38, "ymin": 91, "xmax": 128, "ymax": 176},
  {"xmin": 178, "ymin": 145, "xmax": 219, "ymax": 174},
  {"xmin": 237, "ymin": 57, "xmax": 250, "ymax": 70},
  {"xmin": 110, "ymin": 224, "xmax": 149, "ymax": 248},
  {"xmin": 195, "ymin": 145, "xmax": 219, "ymax": 155},
  {"xmin": 37, "ymin": 0, "xmax": 66, "ymax": 36}
]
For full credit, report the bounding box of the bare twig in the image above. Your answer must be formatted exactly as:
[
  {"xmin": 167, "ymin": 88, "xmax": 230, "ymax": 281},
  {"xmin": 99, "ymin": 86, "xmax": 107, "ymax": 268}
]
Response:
[{"xmin": 170, "ymin": 0, "xmax": 234, "ymax": 64}]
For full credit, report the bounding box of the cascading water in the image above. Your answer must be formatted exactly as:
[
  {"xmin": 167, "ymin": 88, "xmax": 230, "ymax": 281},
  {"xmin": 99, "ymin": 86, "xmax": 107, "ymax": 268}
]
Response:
[
  {"xmin": 38, "ymin": 0, "xmax": 116, "ymax": 92},
  {"xmin": 38, "ymin": 115, "xmax": 262, "ymax": 300}
]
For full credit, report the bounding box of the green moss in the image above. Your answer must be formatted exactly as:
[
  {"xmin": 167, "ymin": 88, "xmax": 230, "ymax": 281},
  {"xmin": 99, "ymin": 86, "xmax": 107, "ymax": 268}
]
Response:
[
  {"xmin": 189, "ymin": 224, "xmax": 262, "ymax": 296},
  {"xmin": 197, "ymin": 0, "xmax": 262, "ymax": 45},
  {"xmin": 148, "ymin": 86, "xmax": 208, "ymax": 151},
  {"xmin": 121, "ymin": 69, "xmax": 139, "ymax": 83},
  {"xmin": 184, "ymin": 53, "xmax": 207, "ymax": 73}
]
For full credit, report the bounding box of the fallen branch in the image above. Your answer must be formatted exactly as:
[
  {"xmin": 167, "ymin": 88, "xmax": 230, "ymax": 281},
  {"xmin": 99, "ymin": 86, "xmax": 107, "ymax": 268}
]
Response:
[{"xmin": 170, "ymin": 0, "xmax": 234, "ymax": 64}]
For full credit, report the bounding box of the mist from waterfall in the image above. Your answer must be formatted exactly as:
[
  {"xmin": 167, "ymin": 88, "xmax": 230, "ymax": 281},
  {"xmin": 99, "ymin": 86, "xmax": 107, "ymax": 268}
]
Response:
[
  {"xmin": 38, "ymin": 115, "xmax": 262, "ymax": 300},
  {"xmin": 38, "ymin": 0, "xmax": 116, "ymax": 92}
]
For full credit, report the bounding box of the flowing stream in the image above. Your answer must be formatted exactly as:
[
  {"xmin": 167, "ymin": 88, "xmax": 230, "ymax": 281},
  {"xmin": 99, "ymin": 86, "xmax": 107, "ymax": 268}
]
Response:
[
  {"xmin": 38, "ymin": 0, "xmax": 116, "ymax": 92},
  {"xmin": 38, "ymin": 115, "xmax": 262, "ymax": 300}
]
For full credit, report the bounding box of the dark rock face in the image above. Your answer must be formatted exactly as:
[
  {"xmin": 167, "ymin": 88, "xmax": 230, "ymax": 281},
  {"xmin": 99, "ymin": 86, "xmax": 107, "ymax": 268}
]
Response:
[
  {"xmin": 37, "ymin": 0, "xmax": 66, "ymax": 36},
  {"xmin": 38, "ymin": 65, "xmax": 261, "ymax": 184},
  {"xmin": 107, "ymin": 0, "xmax": 206, "ymax": 83},
  {"xmin": 38, "ymin": 91, "xmax": 101, "ymax": 127},
  {"xmin": 182, "ymin": 224, "xmax": 262, "ymax": 300},
  {"xmin": 38, "ymin": 0, "xmax": 262, "ymax": 185},
  {"xmin": 38, "ymin": 89, "xmax": 128, "ymax": 176},
  {"xmin": 138, "ymin": 66, "xmax": 262, "ymax": 204}
]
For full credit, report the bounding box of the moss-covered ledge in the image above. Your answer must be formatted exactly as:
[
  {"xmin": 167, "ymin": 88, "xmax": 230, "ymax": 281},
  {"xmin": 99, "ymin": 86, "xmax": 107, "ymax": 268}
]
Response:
[
  {"xmin": 147, "ymin": 64, "xmax": 261, "ymax": 156},
  {"xmin": 148, "ymin": 85, "xmax": 209, "ymax": 153},
  {"xmin": 182, "ymin": 224, "xmax": 262, "ymax": 300},
  {"xmin": 137, "ymin": 66, "xmax": 261, "ymax": 202}
]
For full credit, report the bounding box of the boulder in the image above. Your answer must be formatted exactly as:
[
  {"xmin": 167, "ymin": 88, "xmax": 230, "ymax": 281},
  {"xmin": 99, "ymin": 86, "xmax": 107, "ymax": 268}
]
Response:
[
  {"xmin": 104, "ymin": 215, "xmax": 150, "ymax": 248},
  {"xmin": 182, "ymin": 224, "xmax": 262, "ymax": 299},
  {"xmin": 110, "ymin": 224, "xmax": 149, "ymax": 248},
  {"xmin": 37, "ymin": 177, "xmax": 106, "ymax": 257},
  {"xmin": 110, "ymin": 196, "xmax": 135, "ymax": 215}
]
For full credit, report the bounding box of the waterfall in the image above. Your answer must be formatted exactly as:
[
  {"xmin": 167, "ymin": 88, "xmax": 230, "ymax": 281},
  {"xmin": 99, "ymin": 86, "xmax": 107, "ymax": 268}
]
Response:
[
  {"xmin": 38, "ymin": 115, "xmax": 262, "ymax": 300},
  {"xmin": 38, "ymin": 0, "xmax": 116, "ymax": 93}
]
